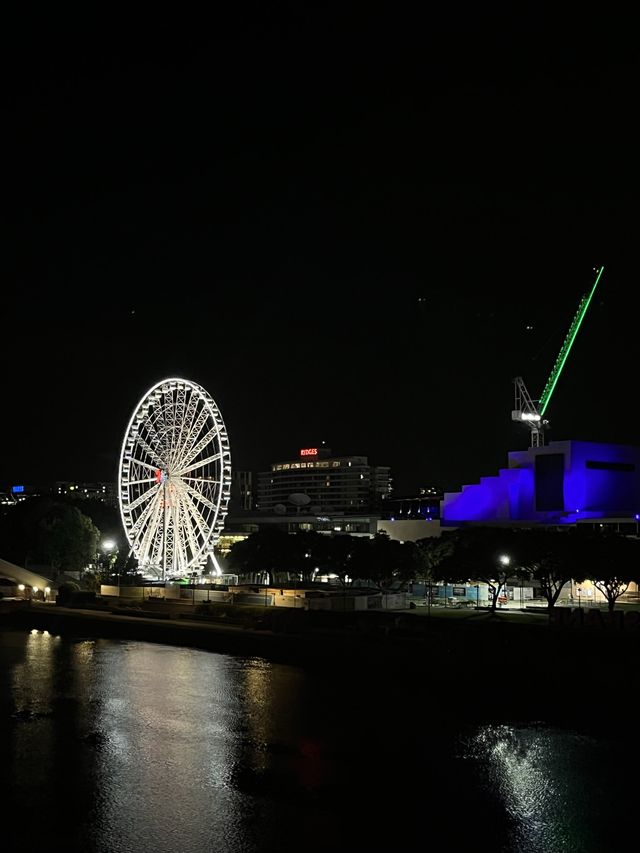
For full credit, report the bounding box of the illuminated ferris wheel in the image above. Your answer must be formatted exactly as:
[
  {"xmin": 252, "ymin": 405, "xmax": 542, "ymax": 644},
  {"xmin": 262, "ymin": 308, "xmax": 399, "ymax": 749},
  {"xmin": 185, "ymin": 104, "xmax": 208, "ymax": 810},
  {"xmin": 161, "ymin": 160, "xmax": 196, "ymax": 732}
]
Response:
[{"xmin": 118, "ymin": 378, "xmax": 231, "ymax": 579}]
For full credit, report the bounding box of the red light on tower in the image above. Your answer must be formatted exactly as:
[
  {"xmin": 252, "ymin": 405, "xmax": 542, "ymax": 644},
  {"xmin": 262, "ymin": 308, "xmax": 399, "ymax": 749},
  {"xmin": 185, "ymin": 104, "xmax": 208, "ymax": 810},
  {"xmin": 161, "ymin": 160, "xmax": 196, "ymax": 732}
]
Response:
[{"xmin": 300, "ymin": 448, "xmax": 318, "ymax": 457}]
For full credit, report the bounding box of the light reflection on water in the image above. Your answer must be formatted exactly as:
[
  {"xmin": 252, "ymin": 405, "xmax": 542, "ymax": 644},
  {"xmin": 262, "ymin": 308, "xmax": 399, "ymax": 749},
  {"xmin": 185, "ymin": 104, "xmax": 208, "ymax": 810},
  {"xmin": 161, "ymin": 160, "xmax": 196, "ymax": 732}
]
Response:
[{"xmin": 0, "ymin": 630, "xmax": 636, "ymax": 853}]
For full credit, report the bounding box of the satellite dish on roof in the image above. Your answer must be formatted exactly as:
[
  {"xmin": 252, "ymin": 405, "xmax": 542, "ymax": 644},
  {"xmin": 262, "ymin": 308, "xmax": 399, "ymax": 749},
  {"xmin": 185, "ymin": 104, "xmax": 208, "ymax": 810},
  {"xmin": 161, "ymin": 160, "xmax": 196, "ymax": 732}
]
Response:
[
  {"xmin": 273, "ymin": 503, "xmax": 287, "ymax": 515},
  {"xmin": 289, "ymin": 493, "xmax": 311, "ymax": 507}
]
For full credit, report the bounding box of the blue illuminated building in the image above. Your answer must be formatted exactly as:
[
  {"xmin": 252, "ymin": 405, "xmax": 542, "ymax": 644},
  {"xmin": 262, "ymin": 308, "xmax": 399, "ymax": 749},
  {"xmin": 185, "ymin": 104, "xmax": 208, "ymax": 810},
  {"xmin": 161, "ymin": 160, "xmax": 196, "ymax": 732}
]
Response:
[{"xmin": 441, "ymin": 440, "xmax": 640, "ymax": 531}]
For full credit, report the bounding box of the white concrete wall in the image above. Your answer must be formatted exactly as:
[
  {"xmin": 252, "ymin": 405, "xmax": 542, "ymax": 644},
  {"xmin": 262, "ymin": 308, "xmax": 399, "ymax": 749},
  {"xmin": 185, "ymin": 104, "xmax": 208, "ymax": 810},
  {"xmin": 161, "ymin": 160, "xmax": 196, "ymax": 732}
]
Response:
[{"xmin": 376, "ymin": 520, "xmax": 444, "ymax": 542}]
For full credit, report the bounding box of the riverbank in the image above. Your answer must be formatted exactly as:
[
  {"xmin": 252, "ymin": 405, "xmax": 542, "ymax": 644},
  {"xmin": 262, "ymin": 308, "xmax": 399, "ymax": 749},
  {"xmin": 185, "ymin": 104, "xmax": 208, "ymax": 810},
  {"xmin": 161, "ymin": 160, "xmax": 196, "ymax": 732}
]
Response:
[{"xmin": 2, "ymin": 599, "xmax": 639, "ymax": 725}]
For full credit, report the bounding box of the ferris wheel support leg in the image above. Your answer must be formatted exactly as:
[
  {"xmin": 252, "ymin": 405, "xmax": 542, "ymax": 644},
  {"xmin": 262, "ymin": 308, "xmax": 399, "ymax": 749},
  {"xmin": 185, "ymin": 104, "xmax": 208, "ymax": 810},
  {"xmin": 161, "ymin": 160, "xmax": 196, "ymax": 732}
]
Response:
[{"xmin": 209, "ymin": 551, "xmax": 223, "ymax": 577}]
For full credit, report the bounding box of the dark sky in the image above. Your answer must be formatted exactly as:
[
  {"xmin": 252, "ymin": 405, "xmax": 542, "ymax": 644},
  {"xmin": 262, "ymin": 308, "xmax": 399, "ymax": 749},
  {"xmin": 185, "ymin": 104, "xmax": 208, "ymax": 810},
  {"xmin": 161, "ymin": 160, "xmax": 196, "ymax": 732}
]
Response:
[{"xmin": 3, "ymin": 8, "xmax": 638, "ymax": 495}]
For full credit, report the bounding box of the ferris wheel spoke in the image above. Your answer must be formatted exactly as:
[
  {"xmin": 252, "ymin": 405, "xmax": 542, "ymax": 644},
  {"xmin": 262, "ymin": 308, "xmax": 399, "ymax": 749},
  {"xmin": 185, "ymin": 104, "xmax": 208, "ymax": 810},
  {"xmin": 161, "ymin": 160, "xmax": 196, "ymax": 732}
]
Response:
[
  {"xmin": 180, "ymin": 488, "xmax": 213, "ymax": 547},
  {"xmin": 123, "ymin": 458, "xmax": 160, "ymax": 477},
  {"xmin": 124, "ymin": 477, "xmax": 158, "ymax": 488},
  {"xmin": 170, "ymin": 390, "xmax": 200, "ymax": 466},
  {"xmin": 144, "ymin": 423, "xmax": 171, "ymax": 464},
  {"xmin": 173, "ymin": 408, "xmax": 211, "ymax": 467},
  {"xmin": 134, "ymin": 435, "xmax": 167, "ymax": 469},
  {"xmin": 178, "ymin": 479, "xmax": 219, "ymax": 514},
  {"xmin": 171, "ymin": 491, "xmax": 200, "ymax": 565},
  {"xmin": 175, "ymin": 453, "xmax": 221, "ymax": 478},
  {"xmin": 135, "ymin": 495, "xmax": 166, "ymax": 565},
  {"xmin": 176, "ymin": 496, "xmax": 201, "ymax": 564},
  {"xmin": 172, "ymin": 479, "xmax": 215, "ymax": 535},
  {"xmin": 125, "ymin": 483, "xmax": 160, "ymax": 514},
  {"xmin": 176, "ymin": 417, "xmax": 218, "ymax": 468},
  {"xmin": 165, "ymin": 490, "xmax": 197, "ymax": 569},
  {"xmin": 141, "ymin": 408, "xmax": 168, "ymax": 456},
  {"xmin": 129, "ymin": 486, "xmax": 164, "ymax": 544}
]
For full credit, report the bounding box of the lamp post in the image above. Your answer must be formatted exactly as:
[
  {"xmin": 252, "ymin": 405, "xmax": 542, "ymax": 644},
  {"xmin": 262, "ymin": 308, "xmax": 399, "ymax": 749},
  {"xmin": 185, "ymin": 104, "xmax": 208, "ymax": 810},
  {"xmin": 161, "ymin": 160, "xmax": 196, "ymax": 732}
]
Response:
[
  {"xmin": 44, "ymin": 586, "xmax": 51, "ymax": 603},
  {"xmin": 499, "ymin": 555, "xmax": 510, "ymax": 608},
  {"xmin": 100, "ymin": 539, "xmax": 116, "ymax": 585}
]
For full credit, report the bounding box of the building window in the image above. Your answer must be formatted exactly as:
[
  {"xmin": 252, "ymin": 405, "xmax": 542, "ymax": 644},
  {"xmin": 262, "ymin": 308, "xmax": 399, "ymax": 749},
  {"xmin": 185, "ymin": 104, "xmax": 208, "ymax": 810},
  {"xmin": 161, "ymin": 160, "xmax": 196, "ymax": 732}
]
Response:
[{"xmin": 586, "ymin": 460, "xmax": 635, "ymax": 472}]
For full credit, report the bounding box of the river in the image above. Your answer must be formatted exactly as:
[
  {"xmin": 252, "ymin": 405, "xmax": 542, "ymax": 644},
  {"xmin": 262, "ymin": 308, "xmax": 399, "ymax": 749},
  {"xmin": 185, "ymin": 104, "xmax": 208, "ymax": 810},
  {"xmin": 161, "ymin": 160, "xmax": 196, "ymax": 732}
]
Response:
[{"xmin": 0, "ymin": 626, "xmax": 635, "ymax": 852}]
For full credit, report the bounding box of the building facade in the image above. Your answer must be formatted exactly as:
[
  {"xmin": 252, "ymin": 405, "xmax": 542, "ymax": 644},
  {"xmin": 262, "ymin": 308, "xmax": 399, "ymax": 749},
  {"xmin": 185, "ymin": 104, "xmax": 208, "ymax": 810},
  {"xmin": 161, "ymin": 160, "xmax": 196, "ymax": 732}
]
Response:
[
  {"xmin": 256, "ymin": 446, "xmax": 391, "ymax": 514},
  {"xmin": 440, "ymin": 440, "xmax": 640, "ymax": 533}
]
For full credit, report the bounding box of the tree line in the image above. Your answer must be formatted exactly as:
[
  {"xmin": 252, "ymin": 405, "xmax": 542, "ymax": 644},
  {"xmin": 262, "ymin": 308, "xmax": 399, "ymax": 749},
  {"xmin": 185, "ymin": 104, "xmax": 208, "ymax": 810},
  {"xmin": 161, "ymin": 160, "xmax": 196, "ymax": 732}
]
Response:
[
  {"xmin": 2, "ymin": 496, "xmax": 638, "ymax": 611},
  {"xmin": 227, "ymin": 525, "xmax": 640, "ymax": 613},
  {"xmin": 0, "ymin": 496, "xmax": 128, "ymax": 587}
]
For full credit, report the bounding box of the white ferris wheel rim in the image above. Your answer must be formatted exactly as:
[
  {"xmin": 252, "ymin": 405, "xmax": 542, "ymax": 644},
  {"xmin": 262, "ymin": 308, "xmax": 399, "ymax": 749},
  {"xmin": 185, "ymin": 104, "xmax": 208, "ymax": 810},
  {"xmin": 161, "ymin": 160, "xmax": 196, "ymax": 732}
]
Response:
[{"xmin": 118, "ymin": 377, "xmax": 231, "ymax": 579}]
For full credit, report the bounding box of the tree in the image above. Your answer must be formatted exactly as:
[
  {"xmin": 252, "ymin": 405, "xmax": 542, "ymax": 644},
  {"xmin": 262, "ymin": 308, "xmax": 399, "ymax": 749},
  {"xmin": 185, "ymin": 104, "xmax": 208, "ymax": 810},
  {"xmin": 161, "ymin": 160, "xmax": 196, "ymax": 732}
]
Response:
[
  {"xmin": 289, "ymin": 531, "xmax": 333, "ymax": 583},
  {"xmin": 433, "ymin": 526, "xmax": 518, "ymax": 614},
  {"xmin": 34, "ymin": 504, "xmax": 101, "ymax": 575},
  {"xmin": 56, "ymin": 580, "xmax": 80, "ymax": 604},
  {"xmin": 415, "ymin": 534, "xmax": 456, "ymax": 598},
  {"xmin": 323, "ymin": 535, "xmax": 362, "ymax": 588},
  {"xmin": 511, "ymin": 528, "xmax": 577, "ymax": 610},
  {"xmin": 0, "ymin": 496, "xmax": 101, "ymax": 577},
  {"xmin": 346, "ymin": 532, "xmax": 419, "ymax": 592},
  {"xmin": 577, "ymin": 531, "xmax": 640, "ymax": 612},
  {"xmin": 227, "ymin": 528, "xmax": 296, "ymax": 585}
]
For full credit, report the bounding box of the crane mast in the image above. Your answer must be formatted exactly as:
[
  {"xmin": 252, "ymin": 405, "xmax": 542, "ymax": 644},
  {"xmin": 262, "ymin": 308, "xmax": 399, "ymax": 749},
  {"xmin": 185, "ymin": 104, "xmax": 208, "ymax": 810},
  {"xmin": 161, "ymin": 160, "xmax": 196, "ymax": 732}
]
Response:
[{"xmin": 512, "ymin": 265, "xmax": 604, "ymax": 447}]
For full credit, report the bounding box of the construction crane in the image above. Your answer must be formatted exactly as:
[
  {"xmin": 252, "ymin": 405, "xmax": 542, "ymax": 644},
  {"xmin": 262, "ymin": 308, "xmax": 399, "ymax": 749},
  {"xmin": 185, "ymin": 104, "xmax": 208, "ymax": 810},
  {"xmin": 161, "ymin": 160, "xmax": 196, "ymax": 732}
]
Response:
[{"xmin": 512, "ymin": 265, "xmax": 605, "ymax": 447}]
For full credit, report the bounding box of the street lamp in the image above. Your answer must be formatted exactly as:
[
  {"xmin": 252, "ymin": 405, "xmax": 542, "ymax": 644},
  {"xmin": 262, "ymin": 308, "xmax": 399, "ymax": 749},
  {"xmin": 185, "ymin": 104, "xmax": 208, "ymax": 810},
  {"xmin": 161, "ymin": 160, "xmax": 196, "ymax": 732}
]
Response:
[
  {"xmin": 44, "ymin": 586, "xmax": 51, "ymax": 602},
  {"xmin": 99, "ymin": 539, "xmax": 116, "ymax": 580},
  {"xmin": 499, "ymin": 555, "xmax": 510, "ymax": 607}
]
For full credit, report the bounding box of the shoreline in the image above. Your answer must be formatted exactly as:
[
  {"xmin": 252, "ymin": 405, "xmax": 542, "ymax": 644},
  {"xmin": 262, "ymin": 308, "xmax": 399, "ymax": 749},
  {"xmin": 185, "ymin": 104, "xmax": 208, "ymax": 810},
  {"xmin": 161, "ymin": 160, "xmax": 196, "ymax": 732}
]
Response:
[{"xmin": 2, "ymin": 601, "xmax": 639, "ymax": 725}]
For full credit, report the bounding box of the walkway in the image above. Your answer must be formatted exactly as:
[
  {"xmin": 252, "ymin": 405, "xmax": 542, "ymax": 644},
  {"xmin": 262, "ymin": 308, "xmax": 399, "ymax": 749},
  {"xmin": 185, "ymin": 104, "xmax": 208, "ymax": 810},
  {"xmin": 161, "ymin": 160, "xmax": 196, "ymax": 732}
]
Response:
[{"xmin": 0, "ymin": 557, "xmax": 57, "ymax": 591}]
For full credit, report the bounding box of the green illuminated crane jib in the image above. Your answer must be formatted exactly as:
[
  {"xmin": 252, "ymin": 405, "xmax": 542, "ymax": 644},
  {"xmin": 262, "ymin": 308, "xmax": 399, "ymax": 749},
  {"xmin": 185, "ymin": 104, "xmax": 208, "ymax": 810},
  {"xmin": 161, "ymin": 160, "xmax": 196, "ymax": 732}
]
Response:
[{"xmin": 538, "ymin": 265, "xmax": 604, "ymax": 417}]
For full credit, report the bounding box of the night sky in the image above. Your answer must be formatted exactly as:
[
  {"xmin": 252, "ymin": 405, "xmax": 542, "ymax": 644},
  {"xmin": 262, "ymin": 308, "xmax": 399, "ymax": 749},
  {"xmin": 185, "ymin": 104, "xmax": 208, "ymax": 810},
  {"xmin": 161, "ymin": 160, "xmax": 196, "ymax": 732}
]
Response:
[{"xmin": 3, "ymin": 9, "xmax": 638, "ymax": 495}]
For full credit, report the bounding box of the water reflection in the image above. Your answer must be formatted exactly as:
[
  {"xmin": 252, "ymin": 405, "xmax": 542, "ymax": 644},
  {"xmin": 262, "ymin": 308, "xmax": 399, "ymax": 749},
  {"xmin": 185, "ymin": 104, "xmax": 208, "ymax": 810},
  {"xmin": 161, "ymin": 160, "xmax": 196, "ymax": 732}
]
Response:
[
  {"xmin": 0, "ymin": 630, "xmax": 637, "ymax": 853},
  {"xmin": 463, "ymin": 724, "xmax": 633, "ymax": 853}
]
